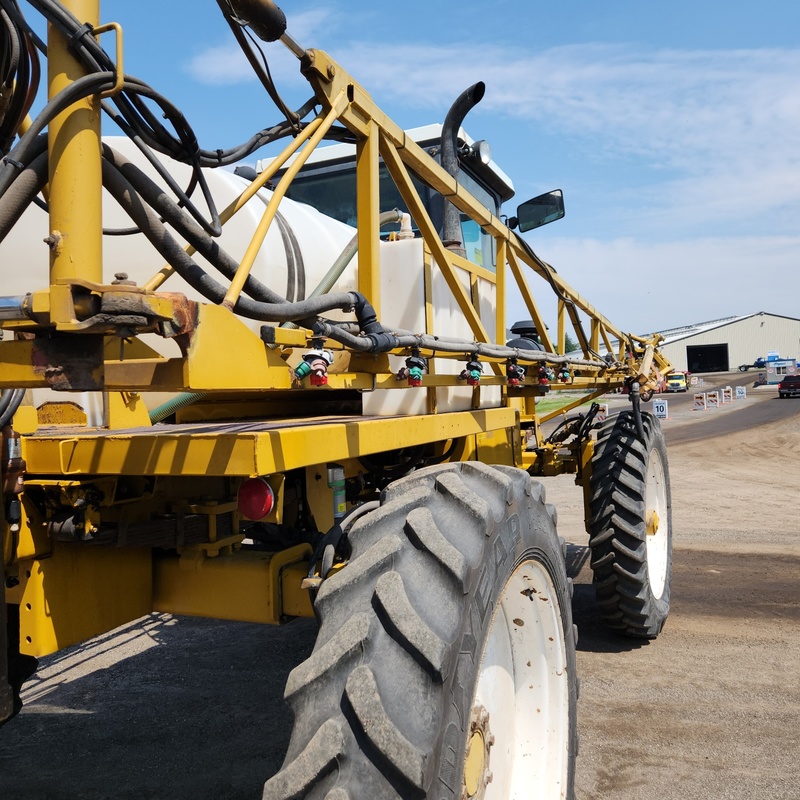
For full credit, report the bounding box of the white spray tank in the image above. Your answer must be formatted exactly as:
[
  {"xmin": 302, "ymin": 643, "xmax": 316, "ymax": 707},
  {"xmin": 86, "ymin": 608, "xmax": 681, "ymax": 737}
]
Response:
[{"xmin": 1, "ymin": 135, "xmax": 501, "ymax": 419}]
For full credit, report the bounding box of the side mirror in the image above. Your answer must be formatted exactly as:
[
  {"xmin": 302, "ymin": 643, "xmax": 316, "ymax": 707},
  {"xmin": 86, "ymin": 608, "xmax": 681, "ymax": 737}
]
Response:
[{"xmin": 515, "ymin": 189, "xmax": 564, "ymax": 232}]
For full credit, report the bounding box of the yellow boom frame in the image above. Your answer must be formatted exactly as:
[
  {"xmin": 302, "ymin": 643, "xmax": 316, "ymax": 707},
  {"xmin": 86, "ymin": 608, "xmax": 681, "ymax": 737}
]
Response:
[{"xmin": 0, "ymin": 2, "xmax": 671, "ymax": 658}]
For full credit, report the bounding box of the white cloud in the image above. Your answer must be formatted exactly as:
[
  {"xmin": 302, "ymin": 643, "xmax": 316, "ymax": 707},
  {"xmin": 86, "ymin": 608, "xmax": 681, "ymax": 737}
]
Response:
[
  {"xmin": 513, "ymin": 235, "xmax": 800, "ymax": 336},
  {"xmin": 185, "ymin": 8, "xmax": 335, "ymax": 86},
  {"xmin": 185, "ymin": 43, "xmax": 252, "ymax": 86},
  {"xmin": 185, "ymin": 31, "xmax": 800, "ymax": 189},
  {"xmin": 333, "ymin": 41, "xmax": 800, "ymax": 229},
  {"xmin": 339, "ymin": 42, "xmax": 800, "ymax": 164},
  {"xmin": 182, "ymin": 26, "xmax": 800, "ymax": 329}
]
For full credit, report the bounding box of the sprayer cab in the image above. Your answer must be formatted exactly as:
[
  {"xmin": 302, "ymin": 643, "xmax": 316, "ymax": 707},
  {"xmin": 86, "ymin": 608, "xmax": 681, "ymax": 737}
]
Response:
[{"xmin": 257, "ymin": 123, "xmax": 564, "ymax": 273}]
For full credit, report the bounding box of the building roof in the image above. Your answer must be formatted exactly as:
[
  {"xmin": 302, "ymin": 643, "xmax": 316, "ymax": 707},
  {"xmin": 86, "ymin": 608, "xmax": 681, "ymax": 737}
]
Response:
[{"xmin": 653, "ymin": 311, "xmax": 800, "ymax": 346}]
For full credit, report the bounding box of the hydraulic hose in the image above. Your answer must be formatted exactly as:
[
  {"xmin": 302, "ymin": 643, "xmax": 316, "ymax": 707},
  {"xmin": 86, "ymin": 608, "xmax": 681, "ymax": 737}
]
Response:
[
  {"xmin": 629, "ymin": 381, "xmax": 646, "ymax": 440},
  {"xmin": 0, "ymin": 389, "xmax": 25, "ymax": 428},
  {"xmin": 310, "ymin": 319, "xmax": 606, "ymax": 366},
  {"xmin": 101, "ymin": 144, "xmax": 287, "ymax": 305},
  {"xmin": 0, "ymin": 149, "xmax": 47, "ymax": 243},
  {"xmin": 275, "ymin": 210, "xmax": 304, "ymax": 302},
  {"xmin": 101, "ymin": 156, "xmax": 374, "ymax": 324},
  {"xmin": 0, "ymin": 73, "xmax": 111, "ymax": 197}
]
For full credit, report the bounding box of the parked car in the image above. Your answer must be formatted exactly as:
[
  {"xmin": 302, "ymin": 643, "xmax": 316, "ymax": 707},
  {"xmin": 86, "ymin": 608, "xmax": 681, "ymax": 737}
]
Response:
[
  {"xmin": 778, "ymin": 375, "xmax": 800, "ymax": 398},
  {"xmin": 666, "ymin": 372, "xmax": 688, "ymax": 392}
]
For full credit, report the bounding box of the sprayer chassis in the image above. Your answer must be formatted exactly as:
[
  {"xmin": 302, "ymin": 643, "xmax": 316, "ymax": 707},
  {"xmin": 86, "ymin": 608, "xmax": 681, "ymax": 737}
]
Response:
[{"xmin": 1, "ymin": 4, "xmax": 673, "ymax": 798}]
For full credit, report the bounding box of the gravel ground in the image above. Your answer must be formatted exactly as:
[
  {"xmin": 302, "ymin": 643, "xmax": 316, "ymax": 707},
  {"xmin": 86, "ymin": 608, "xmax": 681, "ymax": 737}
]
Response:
[{"xmin": 1, "ymin": 373, "xmax": 798, "ymax": 799}]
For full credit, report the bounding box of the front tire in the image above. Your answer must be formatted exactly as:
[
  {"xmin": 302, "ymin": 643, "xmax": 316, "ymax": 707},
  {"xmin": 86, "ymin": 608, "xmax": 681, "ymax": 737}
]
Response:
[
  {"xmin": 588, "ymin": 411, "xmax": 672, "ymax": 638},
  {"xmin": 263, "ymin": 462, "xmax": 578, "ymax": 800}
]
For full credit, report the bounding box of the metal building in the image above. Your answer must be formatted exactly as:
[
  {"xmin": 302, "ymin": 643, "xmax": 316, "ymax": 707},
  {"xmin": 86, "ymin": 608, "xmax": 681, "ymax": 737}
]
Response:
[{"xmin": 655, "ymin": 312, "xmax": 800, "ymax": 373}]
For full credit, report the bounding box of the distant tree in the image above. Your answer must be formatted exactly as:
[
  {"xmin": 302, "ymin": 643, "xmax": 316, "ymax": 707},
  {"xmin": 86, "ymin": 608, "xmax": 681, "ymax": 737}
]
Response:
[{"xmin": 564, "ymin": 332, "xmax": 579, "ymax": 353}]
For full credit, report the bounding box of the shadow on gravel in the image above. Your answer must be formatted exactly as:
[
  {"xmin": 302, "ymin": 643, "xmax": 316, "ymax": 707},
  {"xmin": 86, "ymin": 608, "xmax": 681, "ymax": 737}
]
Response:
[
  {"xmin": 566, "ymin": 544, "xmax": 649, "ymax": 655},
  {"xmin": 1, "ymin": 615, "xmax": 319, "ymax": 800}
]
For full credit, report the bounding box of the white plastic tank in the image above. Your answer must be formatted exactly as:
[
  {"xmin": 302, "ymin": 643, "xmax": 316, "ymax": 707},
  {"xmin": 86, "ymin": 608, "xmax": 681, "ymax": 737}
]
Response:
[
  {"xmin": 1, "ymin": 136, "xmax": 501, "ymax": 417},
  {"xmin": 0, "ymin": 136, "xmax": 360, "ymax": 328}
]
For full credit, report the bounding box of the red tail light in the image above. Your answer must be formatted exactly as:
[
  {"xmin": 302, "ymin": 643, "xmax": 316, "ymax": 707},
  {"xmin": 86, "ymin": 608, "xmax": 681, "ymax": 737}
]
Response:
[{"xmin": 238, "ymin": 477, "xmax": 275, "ymax": 520}]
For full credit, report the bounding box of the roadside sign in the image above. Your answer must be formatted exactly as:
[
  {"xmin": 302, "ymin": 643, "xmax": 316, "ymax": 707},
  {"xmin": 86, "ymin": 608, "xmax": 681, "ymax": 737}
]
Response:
[
  {"xmin": 707, "ymin": 391, "xmax": 720, "ymax": 408},
  {"xmin": 736, "ymin": 386, "xmax": 747, "ymax": 399},
  {"xmin": 693, "ymin": 393, "xmax": 707, "ymax": 411},
  {"xmin": 595, "ymin": 403, "xmax": 609, "ymax": 423},
  {"xmin": 653, "ymin": 399, "xmax": 668, "ymax": 419},
  {"xmin": 722, "ymin": 387, "xmax": 733, "ymax": 403}
]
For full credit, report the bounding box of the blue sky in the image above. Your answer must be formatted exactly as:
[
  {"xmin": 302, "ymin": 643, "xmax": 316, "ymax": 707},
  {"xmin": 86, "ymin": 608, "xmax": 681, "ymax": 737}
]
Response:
[{"xmin": 58, "ymin": 3, "xmax": 800, "ymax": 334}]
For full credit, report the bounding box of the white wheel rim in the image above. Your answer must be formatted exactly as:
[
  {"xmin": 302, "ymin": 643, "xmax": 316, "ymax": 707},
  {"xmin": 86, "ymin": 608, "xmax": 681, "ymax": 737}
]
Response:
[
  {"xmin": 468, "ymin": 559, "xmax": 570, "ymax": 799},
  {"xmin": 645, "ymin": 447, "xmax": 669, "ymax": 599}
]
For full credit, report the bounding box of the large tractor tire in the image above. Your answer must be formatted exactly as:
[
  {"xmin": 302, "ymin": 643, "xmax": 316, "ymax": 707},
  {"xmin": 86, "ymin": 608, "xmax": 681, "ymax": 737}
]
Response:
[
  {"xmin": 588, "ymin": 410, "xmax": 672, "ymax": 638},
  {"xmin": 263, "ymin": 462, "xmax": 578, "ymax": 800}
]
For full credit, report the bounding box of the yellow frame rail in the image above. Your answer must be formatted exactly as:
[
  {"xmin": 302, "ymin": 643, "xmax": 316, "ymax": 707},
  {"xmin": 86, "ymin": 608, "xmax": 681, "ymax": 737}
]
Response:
[{"xmin": 0, "ymin": 9, "xmax": 670, "ymax": 403}]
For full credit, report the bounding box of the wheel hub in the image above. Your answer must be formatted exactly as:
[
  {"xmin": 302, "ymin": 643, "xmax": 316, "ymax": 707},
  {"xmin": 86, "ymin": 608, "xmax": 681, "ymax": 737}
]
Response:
[{"xmin": 462, "ymin": 705, "xmax": 494, "ymax": 800}]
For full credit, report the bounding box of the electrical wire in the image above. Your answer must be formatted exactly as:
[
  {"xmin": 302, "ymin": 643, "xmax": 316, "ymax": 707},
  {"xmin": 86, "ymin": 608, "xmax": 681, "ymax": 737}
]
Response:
[
  {"xmin": 216, "ymin": 0, "xmax": 299, "ymax": 128},
  {"xmin": 5, "ymin": 0, "xmax": 315, "ymax": 236}
]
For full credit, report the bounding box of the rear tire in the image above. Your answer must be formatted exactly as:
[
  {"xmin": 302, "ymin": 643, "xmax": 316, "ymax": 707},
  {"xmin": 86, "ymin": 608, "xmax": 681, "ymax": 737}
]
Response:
[
  {"xmin": 263, "ymin": 462, "xmax": 578, "ymax": 800},
  {"xmin": 588, "ymin": 411, "xmax": 672, "ymax": 638}
]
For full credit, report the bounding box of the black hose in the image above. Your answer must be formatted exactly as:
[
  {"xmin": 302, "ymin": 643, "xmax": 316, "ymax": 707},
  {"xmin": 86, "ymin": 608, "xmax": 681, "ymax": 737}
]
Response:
[
  {"xmin": 15, "ymin": 0, "xmax": 314, "ymax": 163},
  {"xmin": 0, "ymin": 148, "xmax": 47, "ymax": 242},
  {"xmin": 629, "ymin": 382, "xmax": 646, "ymax": 441},
  {"xmin": 359, "ymin": 445, "xmax": 426, "ymax": 482},
  {"xmin": 101, "ymin": 144, "xmax": 288, "ymax": 305},
  {"xmin": 275, "ymin": 210, "xmax": 305, "ymax": 302},
  {"xmin": 421, "ymin": 438, "xmax": 460, "ymax": 466},
  {"xmin": 99, "ymin": 158, "xmax": 378, "ymax": 326},
  {"xmin": 216, "ymin": 0, "xmax": 297, "ymax": 127},
  {"xmin": 0, "ymin": 73, "xmax": 111, "ymax": 197},
  {"xmin": 13, "ymin": 0, "xmax": 314, "ymax": 245},
  {"xmin": 0, "ymin": 389, "xmax": 25, "ymax": 428},
  {"xmin": 0, "ymin": 388, "xmax": 15, "ymax": 418},
  {"xmin": 101, "ymin": 156, "xmax": 369, "ymax": 323},
  {"xmin": 544, "ymin": 416, "xmax": 578, "ymax": 445}
]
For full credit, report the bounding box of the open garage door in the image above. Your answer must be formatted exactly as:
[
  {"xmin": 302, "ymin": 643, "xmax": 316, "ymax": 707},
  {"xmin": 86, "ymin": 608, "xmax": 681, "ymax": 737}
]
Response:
[{"xmin": 687, "ymin": 343, "xmax": 729, "ymax": 373}]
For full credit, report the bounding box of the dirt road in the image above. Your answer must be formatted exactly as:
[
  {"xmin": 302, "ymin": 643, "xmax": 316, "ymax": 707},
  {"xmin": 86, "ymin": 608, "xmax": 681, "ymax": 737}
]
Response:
[
  {"xmin": 1, "ymin": 376, "xmax": 799, "ymax": 799},
  {"xmin": 556, "ymin": 378, "xmax": 800, "ymax": 799}
]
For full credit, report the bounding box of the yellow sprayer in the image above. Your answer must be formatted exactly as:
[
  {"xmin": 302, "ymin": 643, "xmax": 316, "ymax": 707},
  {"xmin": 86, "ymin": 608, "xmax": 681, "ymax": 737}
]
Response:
[{"xmin": 0, "ymin": 2, "xmax": 673, "ymax": 797}]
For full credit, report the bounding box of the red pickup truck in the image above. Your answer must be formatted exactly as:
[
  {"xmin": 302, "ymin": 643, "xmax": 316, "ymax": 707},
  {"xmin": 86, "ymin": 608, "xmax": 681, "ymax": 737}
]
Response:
[{"xmin": 778, "ymin": 375, "xmax": 800, "ymax": 398}]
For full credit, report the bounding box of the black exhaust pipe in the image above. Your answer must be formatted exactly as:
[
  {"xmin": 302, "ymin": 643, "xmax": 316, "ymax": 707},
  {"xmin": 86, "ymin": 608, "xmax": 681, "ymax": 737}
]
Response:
[{"xmin": 440, "ymin": 82, "xmax": 485, "ymax": 254}]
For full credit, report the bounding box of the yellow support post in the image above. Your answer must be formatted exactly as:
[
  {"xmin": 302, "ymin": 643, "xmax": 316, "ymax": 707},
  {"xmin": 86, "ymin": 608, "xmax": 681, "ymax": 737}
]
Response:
[
  {"xmin": 223, "ymin": 90, "xmax": 347, "ymax": 309},
  {"xmin": 495, "ymin": 239, "xmax": 507, "ymax": 348},
  {"xmin": 145, "ymin": 116, "xmax": 324, "ymax": 292},
  {"xmin": 47, "ymin": 0, "xmax": 102, "ymax": 288},
  {"xmin": 507, "ymin": 247, "xmax": 555, "ymax": 353},
  {"xmin": 356, "ymin": 120, "xmax": 381, "ymax": 317}
]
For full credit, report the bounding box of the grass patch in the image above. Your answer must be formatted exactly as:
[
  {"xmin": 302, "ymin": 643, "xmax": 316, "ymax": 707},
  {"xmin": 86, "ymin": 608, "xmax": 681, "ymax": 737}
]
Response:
[{"xmin": 535, "ymin": 391, "xmax": 599, "ymax": 416}]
